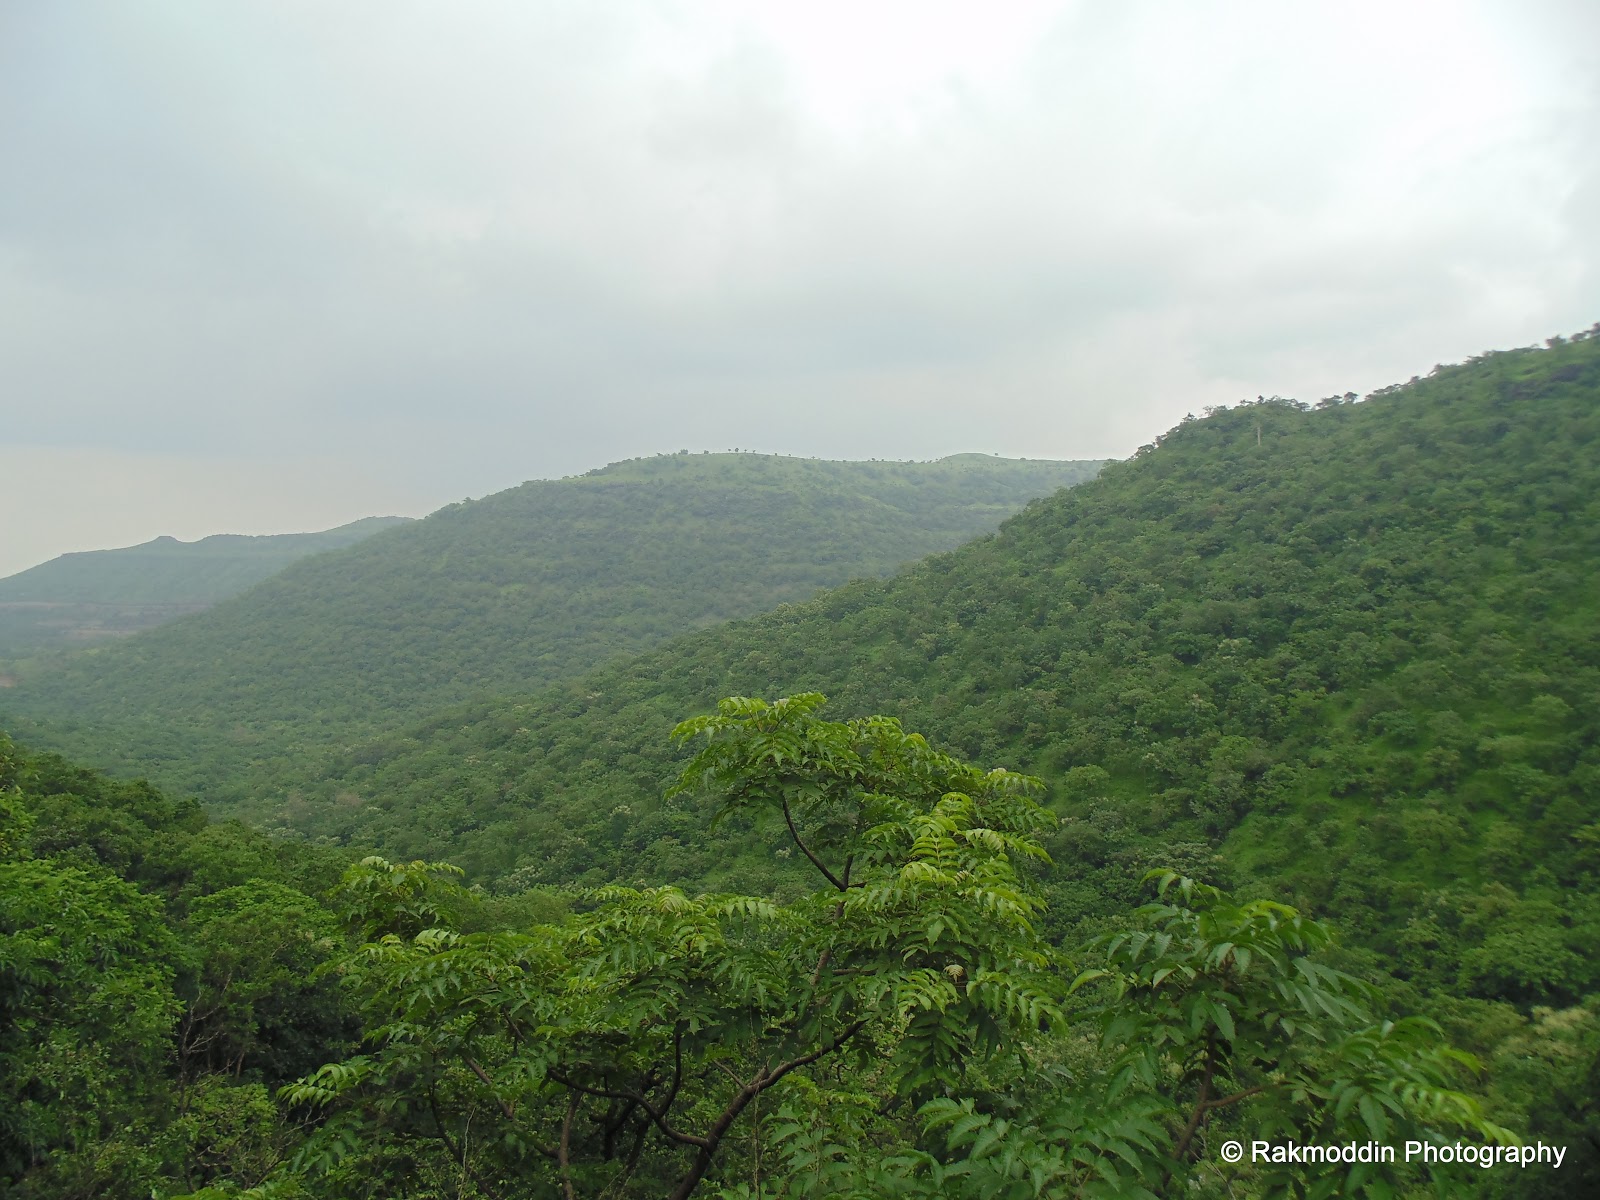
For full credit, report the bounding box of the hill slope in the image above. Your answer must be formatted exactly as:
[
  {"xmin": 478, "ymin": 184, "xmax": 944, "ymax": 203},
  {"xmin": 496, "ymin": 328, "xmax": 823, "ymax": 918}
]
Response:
[
  {"xmin": 0, "ymin": 517, "xmax": 410, "ymax": 655},
  {"xmin": 249, "ymin": 330, "xmax": 1600, "ymax": 1026},
  {"xmin": 1, "ymin": 454, "xmax": 1103, "ymax": 796}
]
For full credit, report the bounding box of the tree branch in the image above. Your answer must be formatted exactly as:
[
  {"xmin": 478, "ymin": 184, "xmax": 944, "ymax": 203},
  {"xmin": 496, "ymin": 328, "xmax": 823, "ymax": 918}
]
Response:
[
  {"xmin": 560, "ymin": 1092, "xmax": 579, "ymax": 1200},
  {"xmin": 808, "ymin": 859, "xmax": 855, "ymax": 987},
  {"xmin": 429, "ymin": 1088, "xmax": 506, "ymax": 1200},
  {"xmin": 599, "ymin": 1096, "xmax": 639, "ymax": 1158},
  {"xmin": 548, "ymin": 1071, "xmax": 710, "ymax": 1149},
  {"xmin": 466, "ymin": 1056, "xmax": 518, "ymax": 1122},
  {"xmin": 665, "ymin": 1022, "xmax": 686, "ymax": 1114},
  {"xmin": 1203, "ymin": 1083, "xmax": 1269, "ymax": 1112},
  {"xmin": 602, "ymin": 1116, "xmax": 649, "ymax": 1200},
  {"xmin": 782, "ymin": 796, "xmax": 847, "ymax": 891},
  {"xmin": 1169, "ymin": 1030, "xmax": 1217, "ymax": 1167},
  {"xmin": 666, "ymin": 1018, "xmax": 871, "ymax": 1200}
]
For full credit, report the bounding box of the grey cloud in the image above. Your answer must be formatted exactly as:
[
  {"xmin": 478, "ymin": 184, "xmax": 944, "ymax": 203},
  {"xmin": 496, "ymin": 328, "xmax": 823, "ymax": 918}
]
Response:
[{"xmin": 2, "ymin": 0, "xmax": 1597, "ymax": 576}]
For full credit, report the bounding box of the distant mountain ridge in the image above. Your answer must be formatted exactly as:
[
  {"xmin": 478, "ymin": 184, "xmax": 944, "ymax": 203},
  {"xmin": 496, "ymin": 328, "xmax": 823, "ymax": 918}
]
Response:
[
  {"xmin": 0, "ymin": 516, "xmax": 413, "ymax": 654},
  {"xmin": 1, "ymin": 452, "xmax": 1104, "ymax": 793}
]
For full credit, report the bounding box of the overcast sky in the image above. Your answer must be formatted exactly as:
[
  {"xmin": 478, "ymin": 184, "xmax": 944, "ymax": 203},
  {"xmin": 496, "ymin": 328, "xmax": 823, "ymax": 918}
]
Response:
[{"xmin": 3, "ymin": 0, "xmax": 1597, "ymax": 577}]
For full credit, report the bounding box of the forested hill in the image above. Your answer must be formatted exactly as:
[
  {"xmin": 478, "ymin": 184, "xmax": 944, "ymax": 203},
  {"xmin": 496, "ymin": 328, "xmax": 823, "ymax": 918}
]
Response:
[
  {"xmin": 263, "ymin": 331, "xmax": 1600, "ymax": 1019},
  {"xmin": 0, "ymin": 453, "xmax": 1102, "ymax": 797},
  {"xmin": 0, "ymin": 516, "xmax": 410, "ymax": 655},
  {"xmin": 4, "ymin": 335, "xmax": 1599, "ymax": 1196}
]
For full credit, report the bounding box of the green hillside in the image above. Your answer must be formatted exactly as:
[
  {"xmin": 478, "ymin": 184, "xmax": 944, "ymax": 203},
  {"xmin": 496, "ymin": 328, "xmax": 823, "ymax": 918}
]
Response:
[
  {"xmin": 92, "ymin": 324, "xmax": 1583, "ymax": 1196},
  {"xmin": 4, "ymin": 331, "xmax": 1599, "ymax": 1197},
  {"xmin": 255, "ymin": 331, "xmax": 1600, "ymax": 1026},
  {"xmin": 10, "ymin": 710, "xmax": 1567, "ymax": 1197},
  {"xmin": 0, "ymin": 516, "xmax": 411, "ymax": 655},
  {"xmin": 0, "ymin": 454, "xmax": 1102, "ymax": 798}
]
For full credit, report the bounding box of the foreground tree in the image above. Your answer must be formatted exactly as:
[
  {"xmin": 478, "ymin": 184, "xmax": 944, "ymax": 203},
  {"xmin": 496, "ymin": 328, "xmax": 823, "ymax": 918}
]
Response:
[
  {"xmin": 264, "ymin": 698, "xmax": 1506, "ymax": 1199},
  {"xmin": 280, "ymin": 695, "xmax": 1057, "ymax": 1198},
  {"xmin": 916, "ymin": 872, "xmax": 1508, "ymax": 1198},
  {"xmin": 0, "ymin": 732, "xmax": 349, "ymax": 1199}
]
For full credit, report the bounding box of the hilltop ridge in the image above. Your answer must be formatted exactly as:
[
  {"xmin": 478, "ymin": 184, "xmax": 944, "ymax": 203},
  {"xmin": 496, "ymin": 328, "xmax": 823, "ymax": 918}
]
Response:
[
  {"xmin": 2, "ymin": 453, "xmax": 1103, "ymax": 796},
  {"xmin": 239, "ymin": 330, "xmax": 1600, "ymax": 1010},
  {"xmin": 0, "ymin": 516, "xmax": 412, "ymax": 654}
]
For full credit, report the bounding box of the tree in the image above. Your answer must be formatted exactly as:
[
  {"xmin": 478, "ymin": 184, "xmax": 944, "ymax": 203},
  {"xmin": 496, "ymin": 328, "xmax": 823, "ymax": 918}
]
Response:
[
  {"xmin": 281, "ymin": 695, "xmax": 1057, "ymax": 1199},
  {"xmin": 0, "ymin": 857, "xmax": 181, "ymax": 1194},
  {"xmin": 178, "ymin": 880, "xmax": 351, "ymax": 1087},
  {"xmin": 272, "ymin": 699, "xmax": 1509, "ymax": 1199},
  {"xmin": 919, "ymin": 872, "xmax": 1508, "ymax": 1198}
]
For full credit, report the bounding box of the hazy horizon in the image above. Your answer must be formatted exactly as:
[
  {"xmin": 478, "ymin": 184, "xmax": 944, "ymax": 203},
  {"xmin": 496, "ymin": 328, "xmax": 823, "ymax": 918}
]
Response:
[
  {"xmin": 0, "ymin": 448, "xmax": 1097, "ymax": 578},
  {"xmin": 5, "ymin": 1, "xmax": 1597, "ymax": 577}
]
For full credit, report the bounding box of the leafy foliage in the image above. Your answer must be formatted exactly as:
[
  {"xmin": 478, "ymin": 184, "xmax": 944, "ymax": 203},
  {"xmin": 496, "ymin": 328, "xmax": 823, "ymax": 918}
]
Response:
[
  {"xmin": 0, "ymin": 731, "xmax": 353, "ymax": 1197},
  {"xmin": 279, "ymin": 696, "xmax": 1061, "ymax": 1198},
  {"xmin": 246, "ymin": 333, "xmax": 1599, "ymax": 975},
  {"xmin": 263, "ymin": 701, "xmax": 1492, "ymax": 1199},
  {"xmin": 5, "ymin": 328, "xmax": 1600, "ymax": 1196},
  {"xmin": 0, "ymin": 856, "xmax": 180, "ymax": 1191},
  {"xmin": 840, "ymin": 870, "xmax": 1511, "ymax": 1200},
  {"xmin": 192, "ymin": 328, "xmax": 1600, "ymax": 1192}
]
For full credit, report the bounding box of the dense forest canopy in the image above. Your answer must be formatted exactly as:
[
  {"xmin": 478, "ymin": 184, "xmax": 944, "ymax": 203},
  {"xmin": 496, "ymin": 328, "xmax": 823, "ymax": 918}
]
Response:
[
  {"xmin": 0, "ymin": 517, "xmax": 410, "ymax": 655},
  {"xmin": 3, "ymin": 329, "xmax": 1598, "ymax": 1197},
  {"xmin": 0, "ymin": 453, "xmax": 1101, "ymax": 802},
  {"xmin": 0, "ymin": 702, "xmax": 1567, "ymax": 1198},
  {"xmin": 254, "ymin": 332, "xmax": 1600, "ymax": 919},
  {"xmin": 230, "ymin": 328, "xmax": 1600, "ymax": 1192}
]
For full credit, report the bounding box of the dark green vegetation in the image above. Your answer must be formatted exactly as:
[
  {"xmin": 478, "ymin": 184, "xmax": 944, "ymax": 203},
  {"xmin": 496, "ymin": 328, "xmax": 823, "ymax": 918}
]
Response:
[
  {"xmin": 277, "ymin": 333, "xmax": 1600, "ymax": 910},
  {"xmin": 0, "ymin": 705, "xmax": 1531, "ymax": 1198},
  {"xmin": 1, "ymin": 454, "xmax": 1101, "ymax": 802},
  {"xmin": 0, "ymin": 731, "xmax": 355, "ymax": 1197},
  {"xmin": 251, "ymin": 328, "xmax": 1599, "ymax": 1188},
  {"xmin": 4, "ymin": 329, "xmax": 1600, "ymax": 1196},
  {"xmin": 0, "ymin": 517, "xmax": 410, "ymax": 656}
]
